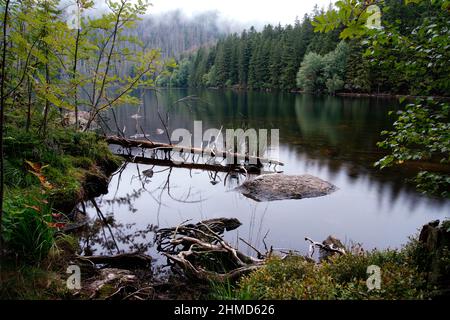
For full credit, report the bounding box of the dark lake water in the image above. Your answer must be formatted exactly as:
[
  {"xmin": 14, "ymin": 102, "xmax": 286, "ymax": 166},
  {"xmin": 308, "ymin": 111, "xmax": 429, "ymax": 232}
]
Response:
[{"xmin": 80, "ymin": 88, "xmax": 450, "ymax": 261}]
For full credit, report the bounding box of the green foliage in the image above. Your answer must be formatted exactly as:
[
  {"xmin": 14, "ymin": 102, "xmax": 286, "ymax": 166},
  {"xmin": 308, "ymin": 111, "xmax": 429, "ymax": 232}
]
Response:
[
  {"xmin": 0, "ymin": 231, "xmax": 78, "ymax": 299},
  {"xmin": 203, "ymin": 65, "xmax": 218, "ymax": 87},
  {"xmin": 167, "ymin": 59, "xmax": 191, "ymax": 87},
  {"xmin": 313, "ymin": 0, "xmax": 449, "ymax": 96},
  {"xmin": 313, "ymin": 0, "xmax": 450, "ymax": 197},
  {"xmin": 234, "ymin": 244, "xmax": 427, "ymax": 300},
  {"xmin": 297, "ymin": 41, "xmax": 349, "ymax": 94},
  {"xmin": 296, "ymin": 52, "xmax": 325, "ymax": 93},
  {"xmin": 1, "ymin": 0, "xmax": 166, "ymax": 134},
  {"xmin": 2, "ymin": 114, "xmax": 121, "ymax": 261},
  {"xmin": 2, "ymin": 190, "xmax": 55, "ymax": 262},
  {"xmin": 363, "ymin": 5, "xmax": 450, "ymax": 95},
  {"xmin": 375, "ymin": 100, "xmax": 450, "ymax": 197},
  {"xmin": 157, "ymin": 0, "xmax": 447, "ymax": 97},
  {"xmin": 209, "ymin": 280, "xmax": 254, "ymax": 300},
  {"xmin": 344, "ymin": 41, "xmax": 372, "ymax": 92}
]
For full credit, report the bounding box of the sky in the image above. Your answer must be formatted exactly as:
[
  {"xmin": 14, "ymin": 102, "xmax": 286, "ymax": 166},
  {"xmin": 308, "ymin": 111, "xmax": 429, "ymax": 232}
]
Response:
[{"xmin": 144, "ymin": 0, "xmax": 332, "ymax": 25}]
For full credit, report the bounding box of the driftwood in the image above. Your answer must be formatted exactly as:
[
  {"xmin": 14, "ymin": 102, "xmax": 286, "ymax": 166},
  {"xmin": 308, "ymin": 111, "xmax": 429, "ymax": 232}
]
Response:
[
  {"xmin": 156, "ymin": 218, "xmax": 242, "ymax": 254},
  {"xmin": 106, "ymin": 135, "xmax": 284, "ymax": 166},
  {"xmin": 155, "ymin": 218, "xmax": 265, "ymax": 282},
  {"xmin": 77, "ymin": 252, "xmax": 153, "ymax": 269}
]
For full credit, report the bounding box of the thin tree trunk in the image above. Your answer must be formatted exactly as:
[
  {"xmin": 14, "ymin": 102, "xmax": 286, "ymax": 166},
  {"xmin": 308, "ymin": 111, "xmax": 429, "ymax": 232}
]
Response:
[
  {"xmin": 73, "ymin": 27, "xmax": 80, "ymax": 128},
  {"xmin": 0, "ymin": 0, "xmax": 11, "ymax": 261},
  {"xmin": 41, "ymin": 2, "xmax": 50, "ymax": 136},
  {"xmin": 42, "ymin": 52, "xmax": 49, "ymax": 136},
  {"xmin": 26, "ymin": 76, "xmax": 32, "ymax": 132}
]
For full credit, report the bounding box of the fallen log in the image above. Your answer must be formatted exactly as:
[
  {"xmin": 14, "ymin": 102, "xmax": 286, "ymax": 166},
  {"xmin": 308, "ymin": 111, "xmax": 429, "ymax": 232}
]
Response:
[
  {"xmin": 106, "ymin": 136, "xmax": 284, "ymax": 166},
  {"xmin": 107, "ymin": 135, "xmax": 215, "ymax": 157}
]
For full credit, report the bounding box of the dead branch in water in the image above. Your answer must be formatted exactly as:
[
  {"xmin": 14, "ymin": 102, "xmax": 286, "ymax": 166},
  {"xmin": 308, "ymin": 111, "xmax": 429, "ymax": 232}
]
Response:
[
  {"xmin": 155, "ymin": 218, "xmax": 265, "ymax": 282},
  {"xmin": 156, "ymin": 218, "xmax": 242, "ymax": 254}
]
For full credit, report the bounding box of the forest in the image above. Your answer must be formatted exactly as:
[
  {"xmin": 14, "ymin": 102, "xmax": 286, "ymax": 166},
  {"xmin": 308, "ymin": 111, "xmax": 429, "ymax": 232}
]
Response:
[
  {"xmin": 161, "ymin": 0, "xmax": 449, "ymax": 97},
  {"xmin": 0, "ymin": 0, "xmax": 449, "ymax": 303}
]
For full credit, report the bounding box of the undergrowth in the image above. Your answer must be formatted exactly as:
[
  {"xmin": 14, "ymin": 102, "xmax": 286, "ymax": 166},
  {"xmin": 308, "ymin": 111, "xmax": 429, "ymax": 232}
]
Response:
[
  {"xmin": 210, "ymin": 238, "xmax": 438, "ymax": 300},
  {"xmin": 1, "ymin": 112, "xmax": 122, "ymax": 299}
]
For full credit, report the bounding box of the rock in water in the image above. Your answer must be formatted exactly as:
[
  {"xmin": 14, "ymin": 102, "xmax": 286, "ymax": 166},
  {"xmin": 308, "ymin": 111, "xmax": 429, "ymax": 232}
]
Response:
[{"xmin": 237, "ymin": 174, "xmax": 337, "ymax": 202}]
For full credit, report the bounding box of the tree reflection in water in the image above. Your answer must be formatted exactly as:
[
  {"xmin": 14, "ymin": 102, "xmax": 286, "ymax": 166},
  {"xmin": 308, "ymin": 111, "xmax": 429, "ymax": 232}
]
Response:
[{"xmin": 78, "ymin": 161, "xmax": 249, "ymax": 260}]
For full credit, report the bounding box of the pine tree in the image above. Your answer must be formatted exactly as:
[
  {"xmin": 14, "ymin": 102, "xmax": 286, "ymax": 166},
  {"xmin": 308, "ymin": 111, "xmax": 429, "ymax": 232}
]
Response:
[{"xmin": 238, "ymin": 30, "xmax": 251, "ymax": 86}]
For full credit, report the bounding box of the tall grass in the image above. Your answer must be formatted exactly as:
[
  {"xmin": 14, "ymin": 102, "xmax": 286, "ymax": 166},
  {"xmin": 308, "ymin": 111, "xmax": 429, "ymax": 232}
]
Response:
[
  {"xmin": 209, "ymin": 279, "xmax": 254, "ymax": 300},
  {"xmin": 3, "ymin": 189, "xmax": 55, "ymax": 262}
]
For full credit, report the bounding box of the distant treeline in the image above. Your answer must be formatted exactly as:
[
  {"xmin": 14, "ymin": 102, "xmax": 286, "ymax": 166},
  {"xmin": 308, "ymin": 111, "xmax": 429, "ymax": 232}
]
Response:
[{"xmin": 159, "ymin": 1, "xmax": 449, "ymax": 96}]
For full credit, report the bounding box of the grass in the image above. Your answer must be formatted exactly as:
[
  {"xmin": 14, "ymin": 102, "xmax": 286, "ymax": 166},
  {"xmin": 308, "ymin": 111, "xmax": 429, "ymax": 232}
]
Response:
[
  {"xmin": 209, "ymin": 279, "xmax": 254, "ymax": 300},
  {"xmin": 2, "ymin": 189, "xmax": 55, "ymax": 262}
]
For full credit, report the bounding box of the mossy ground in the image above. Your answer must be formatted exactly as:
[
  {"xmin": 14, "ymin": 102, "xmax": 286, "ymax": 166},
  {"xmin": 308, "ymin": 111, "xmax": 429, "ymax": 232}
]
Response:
[{"xmin": 1, "ymin": 113, "xmax": 122, "ymax": 299}]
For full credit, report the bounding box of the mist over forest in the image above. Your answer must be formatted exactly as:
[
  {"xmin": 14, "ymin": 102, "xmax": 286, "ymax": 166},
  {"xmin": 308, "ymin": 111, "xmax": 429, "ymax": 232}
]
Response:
[{"xmin": 130, "ymin": 10, "xmax": 245, "ymax": 58}]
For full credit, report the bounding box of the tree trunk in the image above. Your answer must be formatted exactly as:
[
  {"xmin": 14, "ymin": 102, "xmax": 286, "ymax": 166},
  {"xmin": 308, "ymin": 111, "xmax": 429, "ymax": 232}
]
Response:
[
  {"xmin": 73, "ymin": 27, "xmax": 80, "ymax": 128},
  {"xmin": 26, "ymin": 76, "xmax": 32, "ymax": 132},
  {"xmin": 0, "ymin": 0, "xmax": 11, "ymax": 260}
]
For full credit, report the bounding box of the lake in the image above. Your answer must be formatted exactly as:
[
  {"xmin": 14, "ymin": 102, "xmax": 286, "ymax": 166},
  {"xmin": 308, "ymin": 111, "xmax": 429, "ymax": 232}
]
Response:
[{"xmin": 79, "ymin": 88, "xmax": 450, "ymax": 262}]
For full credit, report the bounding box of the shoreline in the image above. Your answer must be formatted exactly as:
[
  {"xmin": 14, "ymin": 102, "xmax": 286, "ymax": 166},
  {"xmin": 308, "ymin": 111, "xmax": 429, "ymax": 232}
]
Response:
[{"xmin": 156, "ymin": 86, "xmax": 450, "ymax": 101}]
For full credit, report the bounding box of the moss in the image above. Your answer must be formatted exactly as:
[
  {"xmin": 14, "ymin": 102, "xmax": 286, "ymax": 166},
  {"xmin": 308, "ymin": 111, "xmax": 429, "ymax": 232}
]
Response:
[
  {"xmin": 0, "ymin": 262, "xmax": 72, "ymax": 300},
  {"xmin": 67, "ymin": 156, "xmax": 95, "ymax": 170},
  {"xmin": 2, "ymin": 122, "xmax": 122, "ymax": 265}
]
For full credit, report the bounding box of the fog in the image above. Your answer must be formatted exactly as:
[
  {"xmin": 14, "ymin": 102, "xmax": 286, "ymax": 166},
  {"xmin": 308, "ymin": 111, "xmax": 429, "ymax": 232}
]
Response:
[
  {"xmin": 149, "ymin": 0, "xmax": 332, "ymax": 25},
  {"xmin": 62, "ymin": 0, "xmax": 333, "ymax": 28}
]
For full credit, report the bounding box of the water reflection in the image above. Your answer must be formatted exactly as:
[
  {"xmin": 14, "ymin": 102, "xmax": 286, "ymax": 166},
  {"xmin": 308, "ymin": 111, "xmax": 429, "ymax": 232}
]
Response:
[{"xmin": 81, "ymin": 89, "xmax": 450, "ymax": 259}]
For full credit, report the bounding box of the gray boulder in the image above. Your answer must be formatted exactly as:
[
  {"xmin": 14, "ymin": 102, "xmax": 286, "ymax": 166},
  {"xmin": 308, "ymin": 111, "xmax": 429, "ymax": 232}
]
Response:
[{"xmin": 237, "ymin": 174, "xmax": 337, "ymax": 202}]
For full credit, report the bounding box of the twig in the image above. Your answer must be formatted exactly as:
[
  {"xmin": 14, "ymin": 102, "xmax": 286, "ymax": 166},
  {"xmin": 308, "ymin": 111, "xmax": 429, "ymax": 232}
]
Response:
[{"xmin": 239, "ymin": 237, "xmax": 265, "ymax": 259}]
